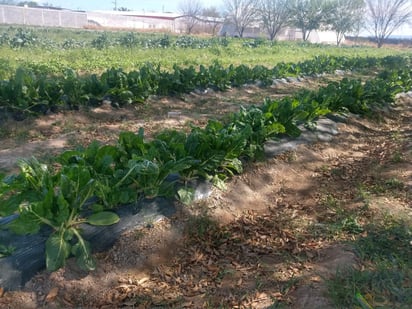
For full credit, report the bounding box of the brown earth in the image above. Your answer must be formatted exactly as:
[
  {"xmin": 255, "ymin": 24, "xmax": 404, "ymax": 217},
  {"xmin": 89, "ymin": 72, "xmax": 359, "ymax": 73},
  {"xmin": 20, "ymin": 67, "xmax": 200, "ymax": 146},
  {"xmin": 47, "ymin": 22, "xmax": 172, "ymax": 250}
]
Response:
[{"xmin": 0, "ymin": 77, "xmax": 410, "ymax": 308}]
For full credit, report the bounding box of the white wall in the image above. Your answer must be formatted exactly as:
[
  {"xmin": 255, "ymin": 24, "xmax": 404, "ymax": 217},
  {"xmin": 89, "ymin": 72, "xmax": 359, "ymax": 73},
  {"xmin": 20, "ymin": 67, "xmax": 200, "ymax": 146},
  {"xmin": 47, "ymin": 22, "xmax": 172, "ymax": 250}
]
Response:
[{"xmin": 0, "ymin": 5, "xmax": 87, "ymax": 28}]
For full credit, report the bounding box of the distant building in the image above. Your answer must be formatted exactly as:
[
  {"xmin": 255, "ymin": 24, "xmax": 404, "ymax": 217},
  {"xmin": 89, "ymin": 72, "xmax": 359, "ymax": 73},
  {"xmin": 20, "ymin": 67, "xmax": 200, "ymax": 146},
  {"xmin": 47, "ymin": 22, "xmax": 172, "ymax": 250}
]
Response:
[
  {"xmin": 219, "ymin": 22, "xmax": 341, "ymax": 44},
  {"xmin": 86, "ymin": 11, "xmax": 224, "ymax": 35},
  {"xmin": 87, "ymin": 11, "xmax": 183, "ymax": 32},
  {"xmin": 0, "ymin": 4, "xmax": 338, "ymax": 43}
]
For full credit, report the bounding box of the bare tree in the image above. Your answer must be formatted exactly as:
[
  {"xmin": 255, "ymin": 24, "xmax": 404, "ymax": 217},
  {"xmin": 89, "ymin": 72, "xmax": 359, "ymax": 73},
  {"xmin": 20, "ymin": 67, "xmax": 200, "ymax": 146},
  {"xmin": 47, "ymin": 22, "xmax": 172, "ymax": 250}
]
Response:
[
  {"xmin": 351, "ymin": 12, "xmax": 366, "ymax": 44},
  {"xmin": 179, "ymin": 0, "xmax": 203, "ymax": 34},
  {"xmin": 203, "ymin": 6, "xmax": 222, "ymax": 17},
  {"xmin": 288, "ymin": 0, "xmax": 331, "ymax": 41},
  {"xmin": 365, "ymin": 0, "xmax": 412, "ymax": 47},
  {"xmin": 224, "ymin": 0, "xmax": 259, "ymax": 37},
  {"xmin": 327, "ymin": 0, "xmax": 365, "ymax": 46},
  {"xmin": 202, "ymin": 6, "xmax": 223, "ymax": 36},
  {"xmin": 258, "ymin": 0, "xmax": 291, "ymax": 40}
]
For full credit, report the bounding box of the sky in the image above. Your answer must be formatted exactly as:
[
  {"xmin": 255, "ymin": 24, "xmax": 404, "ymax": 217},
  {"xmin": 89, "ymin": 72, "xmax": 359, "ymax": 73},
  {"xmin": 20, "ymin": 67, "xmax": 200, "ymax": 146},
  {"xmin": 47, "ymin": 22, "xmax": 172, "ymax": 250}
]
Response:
[{"xmin": 41, "ymin": 0, "xmax": 223, "ymax": 13}]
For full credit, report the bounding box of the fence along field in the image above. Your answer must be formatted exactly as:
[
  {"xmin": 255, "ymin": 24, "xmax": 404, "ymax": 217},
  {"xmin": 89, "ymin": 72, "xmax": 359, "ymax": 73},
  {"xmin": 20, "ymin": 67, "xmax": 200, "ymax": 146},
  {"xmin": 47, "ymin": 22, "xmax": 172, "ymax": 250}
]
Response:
[{"xmin": 0, "ymin": 5, "xmax": 87, "ymax": 28}]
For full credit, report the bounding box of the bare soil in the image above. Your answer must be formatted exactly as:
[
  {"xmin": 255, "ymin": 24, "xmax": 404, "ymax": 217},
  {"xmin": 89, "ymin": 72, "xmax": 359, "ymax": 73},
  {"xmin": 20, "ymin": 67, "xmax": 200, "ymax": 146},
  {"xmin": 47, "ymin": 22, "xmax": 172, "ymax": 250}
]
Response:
[{"xmin": 0, "ymin": 78, "xmax": 410, "ymax": 308}]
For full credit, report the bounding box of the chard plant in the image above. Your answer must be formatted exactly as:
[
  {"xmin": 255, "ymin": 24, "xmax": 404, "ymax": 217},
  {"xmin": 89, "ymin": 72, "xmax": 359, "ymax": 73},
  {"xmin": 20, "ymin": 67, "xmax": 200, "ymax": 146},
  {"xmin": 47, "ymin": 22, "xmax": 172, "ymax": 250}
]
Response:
[{"xmin": 0, "ymin": 158, "xmax": 120, "ymax": 271}]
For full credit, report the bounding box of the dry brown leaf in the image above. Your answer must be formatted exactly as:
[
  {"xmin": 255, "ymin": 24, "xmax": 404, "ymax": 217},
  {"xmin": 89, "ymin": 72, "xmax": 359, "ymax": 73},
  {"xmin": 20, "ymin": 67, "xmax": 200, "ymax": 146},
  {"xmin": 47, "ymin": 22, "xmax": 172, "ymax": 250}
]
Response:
[
  {"xmin": 181, "ymin": 301, "xmax": 194, "ymax": 307},
  {"xmin": 206, "ymin": 265, "xmax": 219, "ymax": 272},
  {"xmin": 310, "ymin": 275, "xmax": 322, "ymax": 282},
  {"xmin": 45, "ymin": 287, "xmax": 59, "ymax": 303},
  {"xmin": 137, "ymin": 277, "xmax": 150, "ymax": 285},
  {"xmin": 306, "ymin": 250, "xmax": 316, "ymax": 258}
]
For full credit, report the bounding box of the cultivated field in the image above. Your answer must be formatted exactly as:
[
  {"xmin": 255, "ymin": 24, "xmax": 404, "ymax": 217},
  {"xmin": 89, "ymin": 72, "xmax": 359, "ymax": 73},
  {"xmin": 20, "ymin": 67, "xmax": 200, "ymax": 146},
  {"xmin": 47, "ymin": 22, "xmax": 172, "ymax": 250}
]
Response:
[{"xmin": 0, "ymin": 27, "xmax": 411, "ymax": 308}]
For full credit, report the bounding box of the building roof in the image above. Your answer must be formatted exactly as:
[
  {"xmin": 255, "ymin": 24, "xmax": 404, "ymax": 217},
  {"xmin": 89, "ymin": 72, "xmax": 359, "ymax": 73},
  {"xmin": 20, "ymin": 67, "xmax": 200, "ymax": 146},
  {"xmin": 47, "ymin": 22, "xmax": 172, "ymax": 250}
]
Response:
[{"xmin": 91, "ymin": 10, "xmax": 182, "ymax": 20}]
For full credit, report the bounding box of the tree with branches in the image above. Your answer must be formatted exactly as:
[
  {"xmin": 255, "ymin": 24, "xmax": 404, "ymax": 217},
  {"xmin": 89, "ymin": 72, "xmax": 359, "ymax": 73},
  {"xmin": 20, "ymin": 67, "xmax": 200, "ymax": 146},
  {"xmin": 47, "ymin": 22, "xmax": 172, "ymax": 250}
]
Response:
[
  {"xmin": 224, "ymin": 0, "xmax": 259, "ymax": 37},
  {"xmin": 288, "ymin": 0, "xmax": 331, "ymax": 41},
  {"xmin": 178, "ymin": 0, "xmax": 203, "ymax": 34},
  {"xmin": 258, "ymin": 0, "xmax": 291, "ymax": 40},
  {"xmin": 202, "ymin": 6, "xmax": 223, "ymax": 36},
  {"xmin": 326, "ymin": 0, "xmax": 365, "ymax": 46},
  {"xmin": 365, "ymin": 0, "xmax": 412, "ymax": 47}
]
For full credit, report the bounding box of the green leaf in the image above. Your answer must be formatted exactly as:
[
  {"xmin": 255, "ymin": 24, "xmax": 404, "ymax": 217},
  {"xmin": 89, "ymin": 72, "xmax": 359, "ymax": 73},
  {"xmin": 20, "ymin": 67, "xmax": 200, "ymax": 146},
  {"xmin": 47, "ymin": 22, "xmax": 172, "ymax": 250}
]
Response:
[
  {"xmin": 9, "ymin": 207, "xmax": 42, "ymax": 235},
  {"xmin": 118, "ymin": 130, "xmax": 147, "ymax": 156},
  {"xmin": 2, "ymin": 174, "xmax": 18, "ymax": 186},
  {"xmin": 315, "ymin": 108, "xmax": 331, "ymax": 117},
  {"xmin": 223, "ymin": 158, "xmax": 243, "ymax": 175},
  {"xmin": 71, "ymin": 238, "xmax": 96, "ymax": 271},
  {"xmin": 118, "ymin": 189, "xmax": 135, "ymax": 204},
  {"xmin": 266, "ymin": 122, "xmax": 285, "ymax": 136},
  {"xmin": 84, "ymin": 140, "xmax": 100, "ymax": 161},
  {"xmin": 210, "ymin": 175, "xmax": 227, "ymax": 190},
  {"xmin": 91, "ymin": 203, "xmax": 105, "ymax": 213},
  {"xmin": 59, "ymin": 174, "xmax": 72, "ymax": 198},
  {"xmin": 0, "ymin": 244, "xmax": 15, "ymax": 258},
  {"xmin": 284, "ymin": 122, "xmax": 302, "ymax": 137},
  {"xmin": 87, "ymin": 211, "xmax": 120, "ymax": 226},
  {"xmin": 57, "ymin": 150, "xmax": 83, "ymax": 165},
  {"xmin": 177, "ymin": 187, "xmax": 195, "ymax": 206},
  {"xmin": 93, "ymin": 145, "xmax": 119, "ymax": 172},
  {"xmin": 0, "ymin": 195, "xmax": 25, "ymax": 216},
  {"xmin": 55, "ymin": 192, "xmax": 71, "ymax": 223},
  {"xmin": 134, "ymin": 159, "xmax": 159, "ymax": 175},
  {"xmin": 45, "ymin": 231, "xmax": 71, "ymax": 271}
]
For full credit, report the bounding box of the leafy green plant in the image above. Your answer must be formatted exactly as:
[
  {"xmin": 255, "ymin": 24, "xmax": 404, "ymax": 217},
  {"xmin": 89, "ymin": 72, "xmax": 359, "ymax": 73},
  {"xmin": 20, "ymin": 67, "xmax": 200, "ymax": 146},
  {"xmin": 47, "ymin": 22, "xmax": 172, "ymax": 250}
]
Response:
[
  {"xmin": 126, "ymin": 66, "xmax": 158, "ymax": 103},
  {"xmin": 91, "ymin": 32, "xmax": 111, "ymax": 50},
  {"xmin": 0, "ymin": 244, "xmax": 15, "ymax": 257},
  {"xmin": 116, "ymin": 130, "xmax": 195, "ymax": 198},
  {"xmin": 174, "ymin": 36, "xmax": 212, "ymax": 49},
  {"xmin": 61, "ymin": 69, "xmax": 87, "ymax": 110},
  {"xmin": 0, "ymin": 158, "xmax": 120, "ymax": 271},
  {"xmin": 262, "ymin": 98, "xmax": 304, "ymax": 138},
  {"xmin": 61, "ymin": 38, "xmax": 86, "ymax": 49},
  {"xmin": 117, "ymin": 32, "xmax": 139, "ymax": 48},
  {"xmin": 179, "ymin": 121, "xmax": 245, "ymax": 188},
  {"xmin": 1, "ymin": 55, "xmax": 411, "ymax": 117},
  {"xmin": 230, "ymin": 105, "xmax": 285, "ymax": 158},
  {"xmin": 9, "ymin": 28, "xmax": 38, "ymax": 49}
]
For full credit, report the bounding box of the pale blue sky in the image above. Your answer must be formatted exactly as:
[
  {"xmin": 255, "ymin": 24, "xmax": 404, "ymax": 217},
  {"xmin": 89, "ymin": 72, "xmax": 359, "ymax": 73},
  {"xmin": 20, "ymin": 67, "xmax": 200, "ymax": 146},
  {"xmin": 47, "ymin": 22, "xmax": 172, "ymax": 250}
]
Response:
[{"xmin": 42, "ymin": 0, "xmax": 223, "ymax": 12}]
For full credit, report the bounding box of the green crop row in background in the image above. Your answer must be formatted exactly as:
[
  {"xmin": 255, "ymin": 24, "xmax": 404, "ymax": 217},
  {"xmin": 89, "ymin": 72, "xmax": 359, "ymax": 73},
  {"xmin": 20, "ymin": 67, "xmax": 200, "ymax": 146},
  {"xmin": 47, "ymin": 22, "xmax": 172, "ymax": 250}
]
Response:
[
  {"xmin": 1, "ymin": 54, "xmax": 410, "ymax": 120},
  {"xmin": 0, "ymin": 25, "xmax": 409, "ymax": 78}
]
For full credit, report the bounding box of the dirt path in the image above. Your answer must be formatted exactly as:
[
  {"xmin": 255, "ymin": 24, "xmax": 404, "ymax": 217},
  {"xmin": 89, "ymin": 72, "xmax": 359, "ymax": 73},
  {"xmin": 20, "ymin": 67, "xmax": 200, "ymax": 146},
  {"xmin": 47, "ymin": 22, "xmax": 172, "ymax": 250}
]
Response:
[{"xmin": 0, "ymin": 87, "xmax": 411, "ymax": 308}]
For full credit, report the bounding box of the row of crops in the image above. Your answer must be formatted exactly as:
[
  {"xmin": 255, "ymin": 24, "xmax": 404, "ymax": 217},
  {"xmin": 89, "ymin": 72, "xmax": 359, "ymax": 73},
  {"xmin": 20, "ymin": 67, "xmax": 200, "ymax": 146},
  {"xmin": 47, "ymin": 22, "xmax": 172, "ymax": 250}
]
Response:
[
  {"xmin": 0, "ymin": 26, "xmax": 330, "ymax": 50},
  {"xmin": 2, "ymin": 26, "xmax": 408, "ymax": 82},
  {"xmin": 0, "ymin": 27, "xmax": 233, "ymax": 50},
  {"xmin": 1, "ymin": 54, "xmax": 411, "ymax": 271},
  {"xmin": 1, "ymin": 55, "xmax": 410, "ymax": 120}
]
